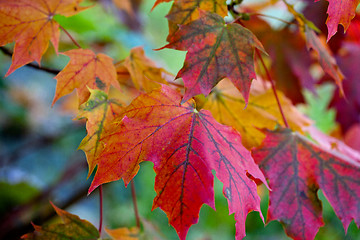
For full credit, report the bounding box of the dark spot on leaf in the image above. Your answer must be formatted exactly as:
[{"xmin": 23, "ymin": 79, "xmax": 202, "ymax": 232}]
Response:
[{"xmin": 95, "ymin": 77, "xmax": 105, "ymax": 90}]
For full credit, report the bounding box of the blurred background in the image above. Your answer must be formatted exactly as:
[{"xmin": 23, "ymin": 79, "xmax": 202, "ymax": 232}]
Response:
[{"xmin": 0, "ymin": 0, "xmax": 359, "ymax": 239}]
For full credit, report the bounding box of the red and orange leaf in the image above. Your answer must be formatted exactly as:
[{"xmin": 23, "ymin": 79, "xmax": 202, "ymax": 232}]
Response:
[
  {"xmin": 52, "ymin": 49, "xmax": 120, "ymax": 105},
  {"xmin": 163, "ymin": 10, "xmax": 265, "ymax": 103},
  {"xmin": 317, "ymin": 0, "xmax": 360, "ymax": 40},
  {"xmin": 165, "ymin": 0, "xmax": 228, "ymax": 40},
  {"xmin": 116, "ymin": 46, "xmax": 170, "ymax": 92},
  {"xmin": 0, "ymin": 0, "xmax": 86, "ymax": 76},
  {"xmin": 304, "ymin": 27, "xmax": 344, "ymax": 95},
  {"xmin": 89, "ymin": 85, "xmax": 267, "ymax": 240},
  {"xmin": 77, "ymin": 89, "xmax": 123, "ymax": 177},
  {"xmin": 21, "ymin": 202, "xmax": 99, "ymax": 239},
  {"xmin": 253, "ymin": 128, "xmax": 360, "ymax": 240}
]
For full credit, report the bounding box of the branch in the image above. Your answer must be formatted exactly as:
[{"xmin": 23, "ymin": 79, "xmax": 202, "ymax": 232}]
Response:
[
  {"xmin": 59, "ymin": 25, "xmax": 82, "ymax": 49},
  {"xmin": 255, "ymin": 49, "xmax": 289, "ymax": 128},
  {"xmin": 0, "ymin": 47, "xmax": 60, "ymax": 75},
  {"xmin": 131, "ymin": 180, "xmax": 141, "ymax": 228}
]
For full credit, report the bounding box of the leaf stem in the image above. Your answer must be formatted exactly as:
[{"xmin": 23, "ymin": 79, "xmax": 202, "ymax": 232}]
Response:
[
  {"xmin": 131, "ymin": 180, "xmax": 141, "ymax": 228},
  {"xmin": 59, "ymin": 25, "xmax": 82, "ymax": 49},
  {"xmin": 98, "ymin": 185, "xmax": 103, "ymax": 235},
  {"xmin": 255, "ymin": 49, "xmax": 289, "ymax": 128}
]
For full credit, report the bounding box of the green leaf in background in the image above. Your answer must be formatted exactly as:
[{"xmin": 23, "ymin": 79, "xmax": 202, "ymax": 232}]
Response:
[
  {"xmin": 21, "ymin": 202, "xmax": 99, "ymax": 240},
  {"xmin": 298, "ymin": 83, "xmax": 337, "ymax": 134}
]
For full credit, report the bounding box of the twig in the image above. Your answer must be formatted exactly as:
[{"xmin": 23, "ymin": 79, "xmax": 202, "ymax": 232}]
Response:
[
  {"xmin": 255, "ymin": 49, "xmax": 289, "ymax": 128},
  {"xmin": 98, "ymin": 185, "xmax": 103, "ymax": 235},
  {"xmin": 0, "ymin": 47, "xmax": 60, "ymax": 75},
  {"xmin": 59, "ymin": 25, "xmax": 82, "ymax": 49},
  {"xmin": 131, "ymin": 180, "xmax": 141, "ymax": 228}
]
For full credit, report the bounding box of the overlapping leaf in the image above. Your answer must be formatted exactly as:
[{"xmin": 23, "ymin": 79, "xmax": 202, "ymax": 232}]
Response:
[
  {"xmin": 116, "ymin": 46, "xmax": 170, "ymax": 92},
  {"xmin": 253, "ymin": 128, "xmax": 360, "ymax": 240},
  {"xmin": 0, "ymin": 0, "xmax": 86, "ymax": 76},
  {"xmin": 52, "ymin": 49, "xmax": 120, "ymax": 105},
  {"xmin": 22, "ymin": 202, "xmax": 99, "ymax": 240},
  {"xmin": 157, "ymin": 0, "xmax": 228, "ymax": 40},
  {"xmin": 304, "ymin": 27, "xmax": 344, "ymax": 95},
  {"xmin": 162, "ymin": 10, "xmax": 265, "ymax": 103},
  {"xmin": 318, "ymin": 0, "xmax": 360, "ymax": 40},
  {"xmin": 77, "ymin": 89, "xmax": 123, "ymax": 177},
  {"xmin": 89, "ymin": 85, "xmax": 267, "ymax": 240},
  {"xmin": 203, "ymin": 79, "xmax": 311, "ymax": 148},
  {"xmin": 245, "ymin": 16, "xmax": 315, "ymax": 103}
]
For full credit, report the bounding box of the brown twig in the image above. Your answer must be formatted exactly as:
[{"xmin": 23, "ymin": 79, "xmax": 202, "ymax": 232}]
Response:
[
  {"xmin": 131, "ymin": 180, "xmax": 141, "ymax": 228},
  {"xmin": 98, "ymin": 185, "xmax": 103, "ymax": 235},
  {"xmin": 0, "ymin": 47, "xmax": 60, "ymax": 75},
  {"xmin": 255, "ymin": 49, "xmax": 289, "ymax": 128}
]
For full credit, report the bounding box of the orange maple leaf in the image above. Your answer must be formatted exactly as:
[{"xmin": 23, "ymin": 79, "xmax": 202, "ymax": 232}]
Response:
[
  {"xmin": 52, "ymin": 49, "xmax": 120, "ymax": 105},
  {"xmin": 0, "ymin": 0, "xmax": 86, "ymax": 76},
  {"xmin": 116, "ymin": 46, "xmax": 171, "ymax": 92}
]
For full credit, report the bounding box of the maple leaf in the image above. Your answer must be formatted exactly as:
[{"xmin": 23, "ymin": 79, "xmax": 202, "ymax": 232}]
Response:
[
  {"xmin": 52, "ymin": 49, "xmax": 120, "ymax": 105},
  {"xmin": 164, "ymin": 0, "xmax": 228, "ymax": 40},
  {"xmin": 317, "ymin": 0, "xmax": 360, "ymax": 40},
  {"xmin": 203, "ymin": 79, "xmax": 311, "ymax": 148},
  {"xmin": 77, "ymin": 89, "xmax": 123, "ymax": 177},
  {"xmin": 89, "ymin": 85, "xmax": 267, "ymax": 240},
  {"xmin": 21, "ymin": 202, "xmax": 99, "ymax": 239},
  {"xmin": 162, "ymin": 10, "xmax": 265, "ymax": 103},
  {"xmin": 253, "ymin": 127, "xmax": 360, "ymax": 240},
  {"xmin": 304, "ymin": 27, "xmax": 344, "ymax": 95},
  {"xmin": 116, "ymin": 46, "xmax": 170, "ymax": 92},
  {"xmin": 0, "ymin": 0, "xmax": 86, "ymax": 76}
]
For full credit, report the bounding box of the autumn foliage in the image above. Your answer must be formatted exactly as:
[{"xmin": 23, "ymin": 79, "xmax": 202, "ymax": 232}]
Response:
[{"xmin": 1, "ymin": 0, "xmax": 360, "ymax": 239}]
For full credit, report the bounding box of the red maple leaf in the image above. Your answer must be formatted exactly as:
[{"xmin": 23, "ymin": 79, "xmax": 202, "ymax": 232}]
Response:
[
  {"xmin": 161, "ymin": 10, "xmax": 265, "ymax": 103},
  {"xmin": 317, "ymin": 0, "xmax": 360, "ymax": 40},
  {"xmin": 253, "ymin": 127, "xmax": 360, "ymax": 240},
  {"xmin": 88, "ymin": 85, "xmax": 267, "ymax": 240}
]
